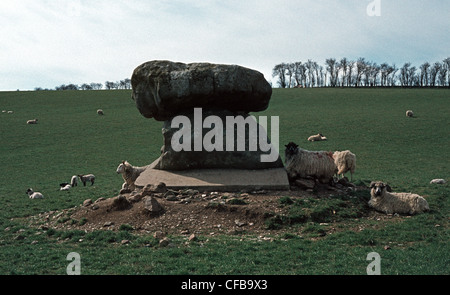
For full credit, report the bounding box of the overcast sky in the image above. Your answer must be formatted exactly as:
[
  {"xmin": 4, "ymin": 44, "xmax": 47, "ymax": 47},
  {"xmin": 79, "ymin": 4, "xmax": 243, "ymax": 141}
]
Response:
[{"xmin": 0, "ymin": 0, "xmax": 449, "ymax": 90}]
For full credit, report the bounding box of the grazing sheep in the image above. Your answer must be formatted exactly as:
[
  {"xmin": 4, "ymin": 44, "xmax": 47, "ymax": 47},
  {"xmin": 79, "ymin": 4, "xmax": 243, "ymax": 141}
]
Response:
[
  {"xmin": 78, "ymin": 174, "xmax": 95, "ymax": 186},
  {"xmin": 116, "ymin": 160, "xmax": 147, "ymax": 191},
  {"xmin": 333, "ymin": 150, "xmax": 356, "ymax": 181},
  {"xmin": 71, "ymin": 175, "xmax": 78, "ymax": 187},
  {"xmin": 60, "ymin": 183, "xmax": 71, "ymax": 191},
  {"xmin": 97, "ymin": 109, "xmax": 104, "ymax": 115},
  {"xmin": 430, "ymin": 179, "xmax": 446, "ymax": 184},
  {"xmin": 369, "ymin": 181, "xmax": 429, "ymax": 215},
  {"xmin": 26, "ymin": 188, "xmax": 44, "ymax": 199},
  {"xmin": 26, "ymin": 119, "xmax": 38, "ymax": 124},
  {"xmin": 7, "ymin": 111, "xmax": 13, "ymax": 114},
  {"xmin": 308, "ymin": 133, "xmax": 327, "ymax": 142},
  {"xmin": 406, "ymin": 110, "xmax": 414, "ymax": 117},
  {"xmin": 284, "ymin": 142, "xmax": 337, "ymax": 184}
]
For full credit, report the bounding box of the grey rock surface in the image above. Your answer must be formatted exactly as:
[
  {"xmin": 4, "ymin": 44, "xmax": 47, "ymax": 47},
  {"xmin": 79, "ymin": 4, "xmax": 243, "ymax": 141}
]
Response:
[{"xmin": 131, "ymin": 60, "xmax": 272, "ymax": 121}]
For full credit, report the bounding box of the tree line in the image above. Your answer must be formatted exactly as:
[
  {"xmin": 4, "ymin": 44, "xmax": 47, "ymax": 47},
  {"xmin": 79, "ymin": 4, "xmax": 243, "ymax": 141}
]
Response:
[
  {"xmin": 272, "ymin": 57, "xmax": 450, "ymax": 88},
  {"xmin": 34, "ymin": 78, "xmax": 131, "ymax": 91}
]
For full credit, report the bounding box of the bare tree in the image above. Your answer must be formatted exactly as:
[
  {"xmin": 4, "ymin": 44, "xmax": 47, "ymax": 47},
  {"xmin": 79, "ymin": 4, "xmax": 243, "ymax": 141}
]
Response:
[
  {"xmin": 272, "ymin": 63, "xmax": 288, "ymax": 88},
  {"xmin": 355, "ymin": 58, "xmax": 366, "ymax": 87},
  {"xmin": 340, "ymin": 58, "xmax": 348, "ymax": 87},
  {"xmin": 325, "ymin": 58, "xmax": 338, "ymax": 87},
  {"xmin": 443, "ymin": 57, "xmax": 450, "ymax": 86}
]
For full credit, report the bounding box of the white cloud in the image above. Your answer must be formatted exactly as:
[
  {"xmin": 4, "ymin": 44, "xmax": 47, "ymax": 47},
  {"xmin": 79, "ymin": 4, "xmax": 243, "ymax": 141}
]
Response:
[{"xmin": 0, "ymin": 0, "xmax": 448, "ymax": 90}]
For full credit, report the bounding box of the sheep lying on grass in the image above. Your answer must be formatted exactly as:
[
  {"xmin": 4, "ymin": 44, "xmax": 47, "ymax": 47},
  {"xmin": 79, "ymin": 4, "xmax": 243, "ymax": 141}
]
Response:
[
  {"xmin": 78, "ymin": 174, "xmax": 95, "ymax": 186},
  {"xmin": 430, "ymin": 179, "xmax": 446, "ymax": 184},
  {"xmin": 369, "ymin": 181, "xmax": 429, "ymax": 215},
  {"xmin": 26, "ymin": 188, "xmax": 44, "ymax": 199},
  {"xmin": 27, "ymin": 119, "xmax": 38, "ymax": 124},
  {"xmin": 116, "ymin": 160, "xmax": 147, "ymax": 192},
  {"xmin": 60, "ymin": 183, "xmax": 71, "ymax": 191},
  {"xmin": 285, "ymin": 142, "xmax": 337, "ymax": 184},
  {"xmin": 406, "ymin": 110, "xmax": 414, "ymax": 117},
  {"xmin": 308, "ymin": 133, "xmax": 327, "ymax": 142},
  {"xmin": 333, "ymin": 150, "xmax": 356, "ymax": 181}
]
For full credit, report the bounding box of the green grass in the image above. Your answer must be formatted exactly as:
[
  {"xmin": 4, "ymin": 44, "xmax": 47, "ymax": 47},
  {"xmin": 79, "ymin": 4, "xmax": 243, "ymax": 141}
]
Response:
[{"xmin": 0, "ymin": 88, "xmax": 449, "ymax": 275}]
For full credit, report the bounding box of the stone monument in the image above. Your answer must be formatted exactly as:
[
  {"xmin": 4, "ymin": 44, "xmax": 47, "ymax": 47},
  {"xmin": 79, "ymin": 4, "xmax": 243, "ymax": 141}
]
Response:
[{"xmin": 130, "ymin": 60, "xmax": 289, "ymax": 191}]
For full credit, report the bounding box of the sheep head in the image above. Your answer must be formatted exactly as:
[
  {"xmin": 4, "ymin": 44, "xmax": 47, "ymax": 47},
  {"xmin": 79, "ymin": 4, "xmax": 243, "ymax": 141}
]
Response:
[{"xmin": 285, "ymin": 142, "xmax": 299, "ymax": 158}]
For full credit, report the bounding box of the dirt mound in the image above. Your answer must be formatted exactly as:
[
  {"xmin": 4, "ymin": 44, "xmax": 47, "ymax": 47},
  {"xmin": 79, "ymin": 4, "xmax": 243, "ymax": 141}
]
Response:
[{"xmin": 31, "ymin": 180, "xmax": 375, "ymax": 237}]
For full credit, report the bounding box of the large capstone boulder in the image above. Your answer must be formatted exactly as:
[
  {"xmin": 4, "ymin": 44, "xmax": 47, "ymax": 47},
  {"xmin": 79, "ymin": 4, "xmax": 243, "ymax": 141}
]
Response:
[{"xmin": 131, "ymin": 60, "xmax": 272, "ymax": 121}]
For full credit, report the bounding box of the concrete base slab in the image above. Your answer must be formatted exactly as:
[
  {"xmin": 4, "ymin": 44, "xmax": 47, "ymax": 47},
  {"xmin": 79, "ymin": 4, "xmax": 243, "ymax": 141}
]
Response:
[{"xmin": 135, "ymin": 160, "xmax": 290, "ymax": 192}]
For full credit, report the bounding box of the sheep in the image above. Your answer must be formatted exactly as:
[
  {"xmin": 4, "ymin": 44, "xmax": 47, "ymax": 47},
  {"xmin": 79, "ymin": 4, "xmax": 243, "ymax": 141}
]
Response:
[
  {"xmin": 60, "ymin": 182, "xmax": 71, "ymax": 191},
  {"xmin": 97, "ymin": 109, "xmax": 104, "ymax": 115},
  {"xmin": 430, "ymin": 179, "xmax": 446, "ymax": 184},
  {"xmin": 284, "ymin": 142, "xmax": 337, "ymax": 184},
  {"xmin": 308, "ymin": 133, "xmax": 327, "ymax": 142},
  {"xmin": 26, "ymin": 188, "xmax": 44, "ymax": 199},
  {"xmin": 406, "ymin": 110, "xmax": 414, "ymax": 117},
  {"xmin": 78, "ymin": 174, "xmax": 95, "ymax": 186},
  {"xmin": 368, "ymin": 181, "xmax": 429, "ymax": 215},
  {"xmin": 71, "ymin": 175, "xmax": 78, "ymax": 187},
  {"xmin": 116, "ymin": 160, "xmax": 147, "ymax": 191},
  {"xmin": 333, "ymin": 150, "xmax": 356, "ymax": 181},
  {"xmin": 27, "ymin": 119, "xmax": 38, "ymax": 124}
]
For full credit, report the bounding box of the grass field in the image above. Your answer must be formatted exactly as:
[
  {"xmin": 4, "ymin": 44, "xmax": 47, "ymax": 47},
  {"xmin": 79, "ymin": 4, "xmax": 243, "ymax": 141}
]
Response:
[{"xmin": 0, "ymin": 88, "xmax": 448, "ymax": 275}]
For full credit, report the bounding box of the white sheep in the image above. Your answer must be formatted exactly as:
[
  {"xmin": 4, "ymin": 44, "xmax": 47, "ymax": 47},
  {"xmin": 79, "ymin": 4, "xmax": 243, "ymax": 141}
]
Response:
[
  {"xmin": 71, "ymin": 175, "xmax": 78, "ymax": 187},
  {"xmin": 116, "ymin": 160, "xmax": 147, "ymax": 191},
  {"xmin": 78, "ymin": 174, "xmax": 95, "ymax": 186},
  {"xmin": 430, "ymin": 179, "xmax": 446, "ymax": 184},
  {"xmin": 27, "ymin": 119, "xmax": 38, "ymax": 124},
  {"xmin": 333, "ymin": 150, "xmax": 356, "ymax": 181},
  {"xmin": 406, "ymin": 110, "xmax": 414, "ymax": 117},
  {"xmin": 97, "ymin": 109, "xmax": 104, "ymax": 115},
  {"xmin": 369, "ymin": 181, "xmax": 429, "ymax": 215},
  {"xmin": 308, "ymin": 133, "xmax": 327, "ymax": 142},
  {"xmin": 284, "ymin": 142, "xmax": 337, "ymax": 184},
  {"xmin": 26, "ymin": 188, "xmax": 44, "ymax": 199}
]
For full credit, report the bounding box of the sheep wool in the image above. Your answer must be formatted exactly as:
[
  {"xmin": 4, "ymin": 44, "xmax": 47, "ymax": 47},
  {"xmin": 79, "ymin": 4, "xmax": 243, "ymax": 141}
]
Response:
[
  {"xmin": 333, "ymin": 150, "xmax": 356, "ymax": 181},
  {"xmin": 308, "ymin": 133, "xmax": 327, "ymax": 142},
  {"xmin": 285, "ymin": 142, "xmax": 337, "ymax": 183},
  {"xmin": 78, "ymin": 174, "xmax": 95, "ymax": 186},
  {"xmin": 369, "ymin": 181, "xmax": 429, "ymax": 215},
  {"xmin": 116, "ymin": 161, "xmax": 147, "ymax": 191}
]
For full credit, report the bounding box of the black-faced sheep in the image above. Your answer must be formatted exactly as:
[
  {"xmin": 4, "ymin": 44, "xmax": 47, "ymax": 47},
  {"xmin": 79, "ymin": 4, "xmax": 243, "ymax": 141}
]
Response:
[
  {"xmin": 284, "ymin": 142, "xmax": 337, "ymax": 184},
  {"xmin": 97, "ymin": 109, "xmax": 104, "ymax": 115},
  {"xmin": 26, "ymin": 188, "xmax": 44, "ymax": 199},
  {"xmin": 369, "ymin": 181, "xmax": 429, "ymax": 215},
  {"xmin": 60, "ymin": 182, "xmax": 71, "ymax": 191},
  {"xmin": 116, "ymin": 160, "xmax": 147, "ymax": 192},
  {"xmin": 406, "ymin": 110, "xmax": 414, "ymax": 117},
  {"xmin": 333, "ymin": 150, "xmax": 356, "ymax": 181},
  {"xmin": 78, "ymin": 174, "xmax": 95, "ymax": 186},
  {"xmin": 308, "ymin": 133, "xmax": 327, "ymax": 142},
  {"xmin": 27, "ymin": 119, "xmax": 38, "ymax": 124}
]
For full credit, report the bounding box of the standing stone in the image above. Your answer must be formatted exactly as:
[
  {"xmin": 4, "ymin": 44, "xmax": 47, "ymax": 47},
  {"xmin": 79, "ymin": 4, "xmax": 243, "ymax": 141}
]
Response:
[{"xmin": 153, "ymin": 108, "xmax": 283, "ymax": 170}]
